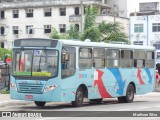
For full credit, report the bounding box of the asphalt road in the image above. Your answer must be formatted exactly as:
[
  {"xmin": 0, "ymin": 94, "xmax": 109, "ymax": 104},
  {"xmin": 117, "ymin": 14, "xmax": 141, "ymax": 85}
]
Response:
[{"xmin": 0, "ymin": 95, "xmax": 160, "ymax": 120}]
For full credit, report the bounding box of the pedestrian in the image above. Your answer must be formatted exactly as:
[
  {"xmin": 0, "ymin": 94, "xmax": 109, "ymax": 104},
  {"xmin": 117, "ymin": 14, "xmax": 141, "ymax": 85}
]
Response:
[{"xmin": 156, "ymin": 70, "xmax": 160, "ymax": 85}]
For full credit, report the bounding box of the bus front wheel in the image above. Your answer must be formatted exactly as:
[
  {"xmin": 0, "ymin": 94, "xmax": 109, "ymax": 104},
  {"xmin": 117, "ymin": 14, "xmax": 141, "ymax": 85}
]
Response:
[
  {"xmin": 34, "ymin": 101, "xmax": 46, "ymax": 107},
  {"xmin": 72, "ymin": 87, "xmax": 84, "ymax": 107},
  {"xmin": 118, "ymin": 84, "xmax": 135, "ymax": 103}
]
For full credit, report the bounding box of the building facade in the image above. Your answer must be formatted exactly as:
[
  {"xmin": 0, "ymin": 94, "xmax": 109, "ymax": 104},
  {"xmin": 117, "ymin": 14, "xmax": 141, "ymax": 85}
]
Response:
[
  {"xmin": 130, "ymin": 14, "xmax": 160, "ymax": 46},
  {"xmin": 129, "ymin": 2, "xmax": 160, "ymax": 64},
  {"xmin": 0, "ymin": 0, "xmax": 128, "ymax": 49}
]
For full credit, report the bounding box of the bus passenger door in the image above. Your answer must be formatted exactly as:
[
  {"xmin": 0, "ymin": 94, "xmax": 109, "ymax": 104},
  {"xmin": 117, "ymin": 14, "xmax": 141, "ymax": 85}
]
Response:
[{"xmin": 61, "ymin": 46, "xmax": 76, "ymax": 101}]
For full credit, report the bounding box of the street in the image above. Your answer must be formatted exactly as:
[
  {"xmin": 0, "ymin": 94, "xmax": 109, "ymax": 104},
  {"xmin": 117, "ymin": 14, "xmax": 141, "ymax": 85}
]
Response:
[{"xmin": 0, "ymin": 93, "xmax": 160, "ymax": 120}]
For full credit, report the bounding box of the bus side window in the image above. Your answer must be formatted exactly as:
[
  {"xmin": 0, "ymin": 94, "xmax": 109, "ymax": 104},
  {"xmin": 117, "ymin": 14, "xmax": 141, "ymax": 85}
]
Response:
[
  {"xmin": 134, "ymin": 51, "xmax": 145, "ymax": 68},
  {"xmin": 62, "ymin": 47, "xmax": 76, "ymax": 78},
  {"xmin": 106, "ymin": 49, "xmax": 119, "ymax": 68},
  {"xmin": 120, "ymin": 50, "xmax": 133, "ymax": 68},
  {"xmin": 79, "ymin": 48, "xmax": 92, "ymax": 69}
]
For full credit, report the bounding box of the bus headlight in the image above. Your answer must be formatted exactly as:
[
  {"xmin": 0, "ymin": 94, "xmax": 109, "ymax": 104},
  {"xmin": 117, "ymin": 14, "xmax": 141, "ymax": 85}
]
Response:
[
  {"xmin": 10, "ymin": 82, "xmax": 17, "ymax": 91},
  {"xmin": 44, "ymin": 85, "xmax": 57, "ymax": 92}
]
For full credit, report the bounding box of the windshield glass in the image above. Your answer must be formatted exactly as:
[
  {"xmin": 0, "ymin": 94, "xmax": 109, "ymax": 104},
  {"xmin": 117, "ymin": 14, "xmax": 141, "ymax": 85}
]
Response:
[{"xmin": 12, "ymin": 49, "xmax": 58, "ymax": 77}]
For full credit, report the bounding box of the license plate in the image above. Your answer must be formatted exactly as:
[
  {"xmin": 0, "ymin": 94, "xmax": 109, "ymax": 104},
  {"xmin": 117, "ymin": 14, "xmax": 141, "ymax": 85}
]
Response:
[{"xmin": 25, "ymin": 95, "xmax": 33, "ymax": 99}]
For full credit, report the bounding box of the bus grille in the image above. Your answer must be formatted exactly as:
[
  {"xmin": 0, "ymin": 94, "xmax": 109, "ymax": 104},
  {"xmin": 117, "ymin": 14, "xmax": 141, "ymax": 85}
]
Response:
[{"xmin": 17, "ymin": 83, "xmax": 44, "ymax": 94}]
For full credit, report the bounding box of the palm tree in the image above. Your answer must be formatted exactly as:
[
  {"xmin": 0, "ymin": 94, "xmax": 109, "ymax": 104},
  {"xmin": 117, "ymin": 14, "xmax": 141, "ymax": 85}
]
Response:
[{"xmin": 98, "ymin": 21, "xmax": 128, "ymax": 43}]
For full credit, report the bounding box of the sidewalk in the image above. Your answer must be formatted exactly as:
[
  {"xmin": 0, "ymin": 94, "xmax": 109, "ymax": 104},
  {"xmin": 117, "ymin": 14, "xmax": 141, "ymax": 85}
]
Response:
[
  {"xmin": 0, "ymin": 92, "xmax": 160, "ymax": 107},
  {"xmin": 0, "ymin": 94, "xmax": 32, "ymax": 107}
]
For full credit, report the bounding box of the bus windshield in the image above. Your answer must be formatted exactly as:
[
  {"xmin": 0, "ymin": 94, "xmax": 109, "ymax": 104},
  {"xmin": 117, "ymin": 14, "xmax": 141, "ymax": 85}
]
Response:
[{"xmin": 12, "ymin": 49, "xmax": 58, "ymax": 77}]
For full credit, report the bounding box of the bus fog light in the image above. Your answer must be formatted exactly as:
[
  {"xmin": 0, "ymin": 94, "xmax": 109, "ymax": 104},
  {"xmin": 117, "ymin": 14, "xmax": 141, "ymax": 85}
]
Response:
[{"xmin": 44, "ymin": 85, "xmax": 57, "ymax": 92}]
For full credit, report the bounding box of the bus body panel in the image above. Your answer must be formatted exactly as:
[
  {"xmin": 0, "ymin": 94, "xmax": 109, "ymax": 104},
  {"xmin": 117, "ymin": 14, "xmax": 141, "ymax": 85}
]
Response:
[{"xmin": 10, "ymin": 38, "xmax": 156, "ymax": 104}]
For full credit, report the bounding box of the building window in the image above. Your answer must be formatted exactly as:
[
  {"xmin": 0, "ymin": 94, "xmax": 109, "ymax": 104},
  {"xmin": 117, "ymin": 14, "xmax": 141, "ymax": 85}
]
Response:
[
  {"xmin": 0, "ymin": 26, "xmax": 5, "ymax": 35},
  {"xmin": 152, "ymin": 23, "xmax": 160, "ymax": 32},
  {"xmin": 153, "ymin": 43, "xmax": 160, "ymax": 49},
  {"xmin": 44, "ymin": 8, "xmax": 52, "ymax": 17},
  {"xmin": 26, "ymin": 8, "xmax": 33, "ymax": 17},
  {"xmin": 13, "ymin": 26, "xmax": 19, "ymax": 34},
  {"xmin": 44, "ymin": 25, "xmax": 51, "ymax": 33},
  {"xmin": 13, "ymin": 9, "xmax": 19, "ymax": 18},
  {"xmin": 134, "ymin": 24, "xmax": 143, "ymax": 33},
  {"xmin": 59, "ymin": 24, "xmax": 66, "ymax": 33},
  {"xmin": 75, "ymin": 7, "xmax": 79, "ymax": 15},
  {"xmin": 75, "ymin": 24, "xmax": 79, "ymax": 31},
  {"xmin": 0, "ymin": 42, "xmax": 4, "ymax": 48},
  {"xmin": 60, "ymin": 7, "xmax": 66, "ymax": 16},
  {"xmin": 133, "ymin": 41, "xmax": 143, "ymax": 45},
  {"xmin": 0, "ymin": 10, "xmax": 5, "ymax": 19},
  {"xmin": 26, "ymin": 25, "xmax": 34, "ymax": 34}
]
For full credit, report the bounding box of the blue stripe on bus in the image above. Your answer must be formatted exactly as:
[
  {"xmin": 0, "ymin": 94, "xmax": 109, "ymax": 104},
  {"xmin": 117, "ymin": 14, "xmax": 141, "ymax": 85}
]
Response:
[
  {"xmin": 144, "ymin": 68, "xmax": 152, "ymax": 84},
  {"xmin": 108, "ymin": 69, "xmax": 126, "ymax": 95}
]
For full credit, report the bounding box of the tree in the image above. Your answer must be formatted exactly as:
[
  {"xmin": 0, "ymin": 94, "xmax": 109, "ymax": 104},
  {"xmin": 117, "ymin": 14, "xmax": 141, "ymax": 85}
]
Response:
[
  {"xmin": 98, "ymin": 21, "xmax": 128, "ymax": 43},
  {"xmin": 67, "ymin": 25, "xmax": 80, "ymax": 39},
  {"xmin": 50, "ymin": 27, "xmax": 60, "ymax": 39},
  {"xmin": 83, "ymin": 6, "xmax": 98, "ymax": 30},
  {"xmin": 81, "ymin": 27, "xmax": 101, "ymax": 42},
  {"xmin": 82, "ymin": 6, "xmax": 101, "ymax": 41},
  {"xmin": 0, "ymin": 48, "xmax": 12, "ymax": 61}
]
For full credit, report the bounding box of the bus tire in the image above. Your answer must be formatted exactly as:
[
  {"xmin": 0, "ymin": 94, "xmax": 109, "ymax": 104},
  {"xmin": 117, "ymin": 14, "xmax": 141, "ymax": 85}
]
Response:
[
  {"xmin": 89, "ymin": 98, "xmax": 103, "ymax": 104},
  {"xmin": 118, "ymin": 84, "xmax": 135, "ymax": 103},
  {"xmin": 72, "ymin": 87, "xmax": 84, "ymax": 107},
  {"xmin": 34, "ymin": 101, "xmax": 46, "ymax": 107}
]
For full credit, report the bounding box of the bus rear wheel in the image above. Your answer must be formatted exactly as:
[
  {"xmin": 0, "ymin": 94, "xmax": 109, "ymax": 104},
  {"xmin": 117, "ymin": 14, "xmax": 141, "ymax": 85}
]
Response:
[
  {"xmin": 72, "ymin": 87, "xmax": 84, "ymax": 107},
  {"xmin": 34, "ymin": 101, "xmax": 46, "ymax": 107},
  {"xmin": 118, "ymin": 84, "xmax": 135, "ymax": 103},
  {"xmin": 90, "ymin": 98, "xmax": 103, "ymax": 104}
]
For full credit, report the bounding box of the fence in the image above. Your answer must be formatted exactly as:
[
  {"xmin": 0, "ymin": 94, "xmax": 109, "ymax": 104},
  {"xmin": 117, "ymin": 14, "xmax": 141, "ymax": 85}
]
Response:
[{"xmin": 0, "ymin": 63, "xmax": 10, "ymax": 90}]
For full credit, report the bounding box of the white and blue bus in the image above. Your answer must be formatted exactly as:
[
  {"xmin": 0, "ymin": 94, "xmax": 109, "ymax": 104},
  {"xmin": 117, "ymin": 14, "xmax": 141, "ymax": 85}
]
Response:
[{"xmin": 10, "ymin": 38, "xmax": 155, "ymax": 107}]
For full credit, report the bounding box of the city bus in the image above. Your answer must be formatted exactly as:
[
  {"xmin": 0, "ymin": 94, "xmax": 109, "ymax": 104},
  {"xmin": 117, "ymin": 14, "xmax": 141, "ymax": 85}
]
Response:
[{"xmin": 10, "ymin": 38, "xmax": 155, "ymax": 107}]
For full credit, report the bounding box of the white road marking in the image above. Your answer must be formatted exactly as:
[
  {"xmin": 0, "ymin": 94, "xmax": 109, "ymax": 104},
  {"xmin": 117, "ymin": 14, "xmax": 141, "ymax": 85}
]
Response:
[{"xmin": 37, "ymin": 118, "xmax": 57, "ymax": 120}]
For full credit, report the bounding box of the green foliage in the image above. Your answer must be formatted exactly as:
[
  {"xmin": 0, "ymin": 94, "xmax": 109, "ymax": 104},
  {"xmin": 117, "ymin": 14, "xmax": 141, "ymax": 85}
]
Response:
[
  {"xmin": 0, "ymin": 48, "xmax": 12, "ymax": 61},
  {"xmin": 67, "ymin": 25, "xmax": 80, "ymax": 39},
  {"xmin": 0, "ymin": 90, "xmax": 10, "ymax": 94},
  {"xmin": 59, "ymin": 34, "xmax": 70, "ymax": 39},
  {"xmin": 84, "ymin": 6, "xmax": 98, "ymax": 30},
  {"xmin": 50, "ymin": 27, "xmax": 60, "ymax": 39},
  {"xmin": 81, "ymin": 27, "xmax": 101, "ymax": 42},
  {"xmin": 98, "ymin": 21, "xmax": 128, "ymax": 43}
]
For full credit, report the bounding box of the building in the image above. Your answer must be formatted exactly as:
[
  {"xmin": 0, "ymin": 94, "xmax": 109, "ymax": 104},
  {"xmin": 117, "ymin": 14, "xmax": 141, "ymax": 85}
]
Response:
[
  {"xmin": 107, "ymin": 0, "xmax": 160, "ymax": 18},
  {"xmin": 129, "ymin": 2, "xmax": 160, "ymax": 64},
  {"xmin": 0, "ymin": 0, "xmax": 128, "ymax": 49},
  {"xmin": 130, "ymin": 2, "xmax": 160, "ymax": 46}
]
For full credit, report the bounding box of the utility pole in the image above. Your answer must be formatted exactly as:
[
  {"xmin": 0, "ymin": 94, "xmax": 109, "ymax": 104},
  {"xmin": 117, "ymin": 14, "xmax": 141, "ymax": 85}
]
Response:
[
  {"xmin": 113, "ymin": 0, "xmax": 117, "ymax": 24},
  {"xmin": 80, "ymin": 0, "xmax": 83, "ymax": 33}
]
